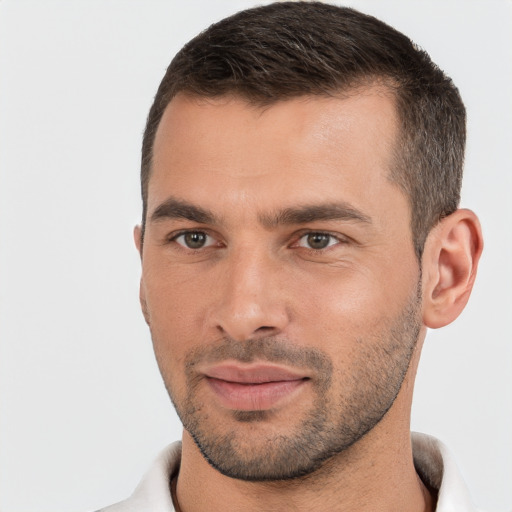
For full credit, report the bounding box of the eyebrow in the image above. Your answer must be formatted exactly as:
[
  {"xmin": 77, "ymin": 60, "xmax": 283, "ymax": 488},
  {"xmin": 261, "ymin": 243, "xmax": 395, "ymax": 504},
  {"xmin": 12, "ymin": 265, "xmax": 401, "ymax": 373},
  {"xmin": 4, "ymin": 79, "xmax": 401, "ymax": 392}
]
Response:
[
  {"xmin": 150, "ymin": 197, "xmax": 372, "ymax": 227},
  {"xmin": 150, "ymin": 197, "xmax": 216, "ymax": 224},
  {"xmin": 259, "ymin": 203, "xmax": 372, "ymax": 228}
]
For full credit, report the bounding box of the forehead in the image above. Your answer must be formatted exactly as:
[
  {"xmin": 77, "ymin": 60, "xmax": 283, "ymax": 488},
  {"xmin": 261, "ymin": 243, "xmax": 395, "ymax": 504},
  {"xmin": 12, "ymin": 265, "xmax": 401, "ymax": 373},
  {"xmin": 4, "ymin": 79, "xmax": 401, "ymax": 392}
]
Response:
[{"xmin": 149, "ymin": 90, "xmax": 403, "ymax": 221}]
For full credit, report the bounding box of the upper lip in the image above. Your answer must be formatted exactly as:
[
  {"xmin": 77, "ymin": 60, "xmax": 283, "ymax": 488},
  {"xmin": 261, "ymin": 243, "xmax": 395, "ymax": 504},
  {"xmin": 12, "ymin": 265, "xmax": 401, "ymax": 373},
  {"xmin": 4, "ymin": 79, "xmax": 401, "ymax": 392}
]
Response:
[{"xmin": 203, "ymin": 363, "xmax": 308, "ymax": 384}]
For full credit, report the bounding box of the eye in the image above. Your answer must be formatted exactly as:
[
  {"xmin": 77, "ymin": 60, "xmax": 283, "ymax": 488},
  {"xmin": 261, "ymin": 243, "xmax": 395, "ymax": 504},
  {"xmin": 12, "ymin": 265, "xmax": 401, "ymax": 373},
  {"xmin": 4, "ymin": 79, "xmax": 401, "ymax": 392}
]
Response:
[
  {"xmin": 297, "ymin": 232, "xmax": 341, "ymax": 250},
  {"xmin": 173, "ymin": 231, "xmax": 216, "ymax": 249}
]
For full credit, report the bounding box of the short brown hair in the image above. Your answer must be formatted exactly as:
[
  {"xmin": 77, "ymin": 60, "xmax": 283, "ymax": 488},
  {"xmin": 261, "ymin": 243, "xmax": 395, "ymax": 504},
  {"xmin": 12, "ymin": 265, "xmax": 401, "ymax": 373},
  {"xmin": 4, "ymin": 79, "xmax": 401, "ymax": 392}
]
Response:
[{"xmin": 141, "ymin": 1, "xmax": 465, "ymax": 258}]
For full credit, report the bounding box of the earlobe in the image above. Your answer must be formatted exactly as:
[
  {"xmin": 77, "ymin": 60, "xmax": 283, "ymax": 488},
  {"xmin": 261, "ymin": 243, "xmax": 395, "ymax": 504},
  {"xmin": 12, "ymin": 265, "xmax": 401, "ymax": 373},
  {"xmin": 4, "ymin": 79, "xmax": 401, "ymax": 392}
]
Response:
[
  {"xmin": 133, "ymin": 224, "xmax": 150, "ymax": 325},
  {"xmin": 139, "ymin": 285, "xmax": 151, "ymax": 326},
  {"xmin": 422, "ymin": 209, "xmax": 483, "ymax": 329},
  {"xmin": 134, "ymin": 225, "xmax": 143, "ymax": 257}
]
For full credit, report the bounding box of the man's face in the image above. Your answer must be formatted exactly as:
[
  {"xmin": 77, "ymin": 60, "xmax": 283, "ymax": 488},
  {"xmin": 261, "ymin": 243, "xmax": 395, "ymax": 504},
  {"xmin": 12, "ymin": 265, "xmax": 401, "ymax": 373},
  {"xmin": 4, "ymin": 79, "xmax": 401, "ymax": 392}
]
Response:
[{"xmin": 139, "ymin": 91, "xmax": 423, "ymax": 480}]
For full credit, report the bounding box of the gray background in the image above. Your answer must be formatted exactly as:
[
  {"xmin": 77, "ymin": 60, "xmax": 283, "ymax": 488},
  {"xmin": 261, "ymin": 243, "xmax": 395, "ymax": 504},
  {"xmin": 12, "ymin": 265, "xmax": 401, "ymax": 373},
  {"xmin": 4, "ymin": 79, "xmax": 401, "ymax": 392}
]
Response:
[{"xmin": 1, "ymin": 1, "xmax": 511, "ymax": 510}]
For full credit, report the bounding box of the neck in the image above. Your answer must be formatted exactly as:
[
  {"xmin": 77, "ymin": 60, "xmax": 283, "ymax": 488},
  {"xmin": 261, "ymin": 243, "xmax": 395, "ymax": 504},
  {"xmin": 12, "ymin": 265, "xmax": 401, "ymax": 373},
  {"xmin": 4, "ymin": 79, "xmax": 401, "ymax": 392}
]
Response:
[{"xmin": 175, "ymin": 339, "xmax": 433, "ymax": 512}]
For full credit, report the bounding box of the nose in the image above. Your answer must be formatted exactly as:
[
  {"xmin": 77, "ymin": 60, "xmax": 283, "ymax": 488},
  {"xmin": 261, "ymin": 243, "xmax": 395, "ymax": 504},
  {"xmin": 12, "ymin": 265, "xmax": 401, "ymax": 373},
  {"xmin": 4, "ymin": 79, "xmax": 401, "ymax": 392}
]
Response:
[{"xmin": 210, "ymin": 246, "xmax": 290, "ymax": 342}]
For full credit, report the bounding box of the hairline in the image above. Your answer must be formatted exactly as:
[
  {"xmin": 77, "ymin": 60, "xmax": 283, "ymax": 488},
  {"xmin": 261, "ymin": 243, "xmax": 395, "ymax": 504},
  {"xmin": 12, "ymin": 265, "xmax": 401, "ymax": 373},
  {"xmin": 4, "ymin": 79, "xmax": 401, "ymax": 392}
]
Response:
[{"xmin": 141, "ymin": 79, "xmax": 417, "ymax": 244}]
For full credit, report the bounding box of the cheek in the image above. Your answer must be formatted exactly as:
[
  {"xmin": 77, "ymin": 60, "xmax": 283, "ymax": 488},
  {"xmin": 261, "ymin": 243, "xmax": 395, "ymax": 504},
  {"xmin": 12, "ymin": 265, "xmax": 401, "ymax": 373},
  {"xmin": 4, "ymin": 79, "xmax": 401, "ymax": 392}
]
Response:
[
  {"xmin": 293, "ymin": 277, "xmax": 379, "ymax": 346},
  {"xmin": 290, "ymin": 263, "xmax": 418, "ymax": 352},
  {"xmin": 144, "ymin": 255, "xmax": 208, "ymax": 319},
  {"xmin": 141, "ymin": 266, "xmax": 209, "ymax": 369},
  {"xmin": 141, "ymin": 242, "xmax": 419, "ymax": 363}
]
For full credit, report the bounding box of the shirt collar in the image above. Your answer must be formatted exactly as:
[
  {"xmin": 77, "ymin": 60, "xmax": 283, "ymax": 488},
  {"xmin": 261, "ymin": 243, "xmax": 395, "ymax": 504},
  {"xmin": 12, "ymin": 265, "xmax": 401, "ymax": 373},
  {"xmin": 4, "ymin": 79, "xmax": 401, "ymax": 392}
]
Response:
[
  {"xmin": 110, "ymin": 433, "xmax": 478, "ymax": 511},
  {"xmin": 412, "ymin": 432, "xmax": 478, "ymax": 511}
]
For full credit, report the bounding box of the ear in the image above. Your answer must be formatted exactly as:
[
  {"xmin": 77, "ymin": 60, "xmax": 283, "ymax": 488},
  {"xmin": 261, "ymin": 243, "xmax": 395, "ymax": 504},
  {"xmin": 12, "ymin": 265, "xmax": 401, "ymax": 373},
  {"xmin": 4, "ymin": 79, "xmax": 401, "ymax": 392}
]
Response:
[
  {"xmin": 421, "ymin": 209, "xmax": 483, "ymax": 329},
  {"xmin": 133, "ymin": 225, "xmax": 150, "ymax": 325},
  {"xmin": 133, "ymin": 225, "xmax": 143, "ymax": 257}
]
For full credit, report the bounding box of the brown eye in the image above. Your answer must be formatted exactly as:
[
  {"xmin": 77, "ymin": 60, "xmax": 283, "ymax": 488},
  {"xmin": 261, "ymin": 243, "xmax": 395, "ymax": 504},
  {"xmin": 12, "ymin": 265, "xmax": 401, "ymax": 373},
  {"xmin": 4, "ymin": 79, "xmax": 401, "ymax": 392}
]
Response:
[
  {"xmin": 306, "ymin": 233, "xmax": 332, "ymax": 250},
  {"xmin": 175, "ymin": 231, "xmax": 211, "ymax": 249},
  {"xmin": 186, "ymin": 232, "xmax": 207, "ymax": 248}
]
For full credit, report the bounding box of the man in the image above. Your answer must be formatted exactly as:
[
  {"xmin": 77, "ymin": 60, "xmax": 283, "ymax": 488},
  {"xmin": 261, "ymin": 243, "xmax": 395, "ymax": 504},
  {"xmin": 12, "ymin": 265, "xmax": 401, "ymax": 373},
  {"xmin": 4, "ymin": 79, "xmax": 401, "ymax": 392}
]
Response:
[{"xmin": 100, "ymin": 2, "xmax": 483, "ymax": 511}]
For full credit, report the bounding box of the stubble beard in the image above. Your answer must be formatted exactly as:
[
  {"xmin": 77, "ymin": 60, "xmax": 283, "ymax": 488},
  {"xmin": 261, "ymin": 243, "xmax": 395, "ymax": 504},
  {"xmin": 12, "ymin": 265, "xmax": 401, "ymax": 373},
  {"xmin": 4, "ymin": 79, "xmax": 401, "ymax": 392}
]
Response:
[{"xmin": 155, "ymin": 285, "xmax": 422, "ymax": 482}]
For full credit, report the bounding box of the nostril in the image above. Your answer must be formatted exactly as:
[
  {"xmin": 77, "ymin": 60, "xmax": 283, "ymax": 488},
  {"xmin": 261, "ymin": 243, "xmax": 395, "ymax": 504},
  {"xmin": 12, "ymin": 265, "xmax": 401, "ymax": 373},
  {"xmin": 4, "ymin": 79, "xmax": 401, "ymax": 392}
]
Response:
[
  {"xmin": 212, "ymin": 299, "xmax": 289, "ymax": 342},
  {"xmin": 255, "ymin": 326, "xmax": 276, "ymax": 333}
]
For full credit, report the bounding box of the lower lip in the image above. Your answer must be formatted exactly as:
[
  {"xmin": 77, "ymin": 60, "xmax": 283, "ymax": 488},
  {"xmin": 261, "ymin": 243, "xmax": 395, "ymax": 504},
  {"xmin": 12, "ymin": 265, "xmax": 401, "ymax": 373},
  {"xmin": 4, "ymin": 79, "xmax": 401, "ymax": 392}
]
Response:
[{"xmin": 206, "ymin": 377, "xmax": 307, "ymax": 411}]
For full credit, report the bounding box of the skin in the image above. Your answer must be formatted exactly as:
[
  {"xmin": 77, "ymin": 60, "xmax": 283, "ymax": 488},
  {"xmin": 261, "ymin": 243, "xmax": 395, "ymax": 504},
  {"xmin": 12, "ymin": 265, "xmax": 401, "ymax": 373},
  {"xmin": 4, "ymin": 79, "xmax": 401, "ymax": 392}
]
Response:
[{"xmin": 135, "ymin": 90, "xmax": 482, "ymax": 511}]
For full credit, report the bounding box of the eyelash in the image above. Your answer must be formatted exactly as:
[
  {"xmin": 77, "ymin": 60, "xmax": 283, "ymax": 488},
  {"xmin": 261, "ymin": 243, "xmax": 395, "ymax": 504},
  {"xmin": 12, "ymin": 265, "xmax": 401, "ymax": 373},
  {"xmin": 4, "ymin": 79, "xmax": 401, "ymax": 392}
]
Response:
[
  {"xmin": 293, "ymin": 231, "xmax": 348, "ymax": 252},
  {"xmin": 167, "ymin": 230, "xmax": 220, "ymax": 251},
  {"xmin": 167, "ymin": 229, "xmax": 348, "ymax": 252}
]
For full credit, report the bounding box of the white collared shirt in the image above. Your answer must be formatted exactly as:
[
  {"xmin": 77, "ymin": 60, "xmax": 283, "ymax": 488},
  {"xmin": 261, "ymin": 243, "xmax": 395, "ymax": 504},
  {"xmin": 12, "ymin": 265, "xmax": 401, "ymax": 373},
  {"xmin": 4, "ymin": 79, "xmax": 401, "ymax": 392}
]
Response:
[{"xmin": 98, "ymin": 433, "xmax": 479, "ymax": 512}]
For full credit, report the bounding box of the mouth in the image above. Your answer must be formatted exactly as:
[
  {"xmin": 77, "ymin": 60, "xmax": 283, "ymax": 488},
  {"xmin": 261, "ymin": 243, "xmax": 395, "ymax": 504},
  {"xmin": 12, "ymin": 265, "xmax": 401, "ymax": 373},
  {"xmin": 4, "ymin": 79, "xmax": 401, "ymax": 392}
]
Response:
[{"xmin": 203, "ymin": 363, "xmax": 310, "ymax": 411}]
